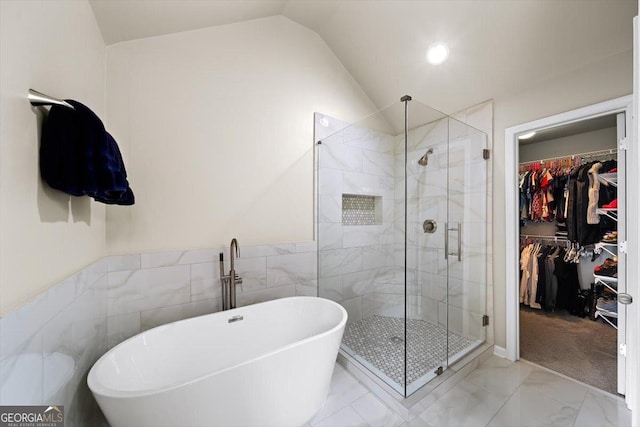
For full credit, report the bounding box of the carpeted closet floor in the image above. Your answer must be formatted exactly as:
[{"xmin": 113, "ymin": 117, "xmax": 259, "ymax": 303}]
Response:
[{"xmin": 519, "ymin": 305, "xmax": 618, "ymax": 395}]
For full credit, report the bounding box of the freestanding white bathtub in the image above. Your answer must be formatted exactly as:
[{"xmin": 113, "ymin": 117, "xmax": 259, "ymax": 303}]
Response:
[{"xmin": 88, "ymin": 296, "xmax": 347, "ymax": 427}]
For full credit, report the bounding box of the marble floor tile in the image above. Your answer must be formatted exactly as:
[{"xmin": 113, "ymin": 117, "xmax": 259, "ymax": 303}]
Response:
[
  {"xmin": 573, "ymin": 391, "xmax": 631, "ymax": 427},
  {"xmin": 518, "ymin": 368, "xmax": 589, "ymax": 409},
  {"xmin": 313, "ymin": 406, "xmax": 368, "ymax": 427},
  {"xmin": 403, "ymin": 420, "xmax": 423, "ymax": 427},
  {"xmin": 351, "ymin": 393, "xmax": 405, "ymax": 427},
  {"xmin": 309, "ymin": 365, "xmax": 369, "ymax": 424},
  {"xmin": 416, "ymin": 379, "xmax": 509, "ymax": 427},
  {"xmin": 464, "ymin": 355, "xmax": 534, "ymax": 396},
  {"xmin": 487, "ymin": 386, "xmax": 579, "ymax": 427},
  {"xmin": 309, "ymin": 354, "xmax": 630, "ymax": 427}
]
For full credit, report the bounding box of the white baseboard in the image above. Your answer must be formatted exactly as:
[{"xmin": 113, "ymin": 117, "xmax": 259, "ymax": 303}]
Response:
[{"xmin": 493, "ymin": 345, "xmax": 507, "ymax": 358}]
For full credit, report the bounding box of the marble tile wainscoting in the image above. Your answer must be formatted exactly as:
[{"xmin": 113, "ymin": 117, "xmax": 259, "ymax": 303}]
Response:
[
  {"xmin": 106, "ymin": 242, "xmax": 318, "ymax": 348},
  {"xmin": 0, "ymin": 260, "xmax": 109, "ymax": 426}
]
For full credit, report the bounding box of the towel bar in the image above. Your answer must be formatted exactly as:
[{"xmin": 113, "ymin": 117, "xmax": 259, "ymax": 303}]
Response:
[{"xmin": 28, "ymin": 89, "xmax": 75, "ymax": 110}]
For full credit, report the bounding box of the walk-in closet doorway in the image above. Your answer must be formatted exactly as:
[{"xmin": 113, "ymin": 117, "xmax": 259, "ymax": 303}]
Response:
[{"xmin": 504, "ymin": 96, "xmax": 637, "ymax": 408}]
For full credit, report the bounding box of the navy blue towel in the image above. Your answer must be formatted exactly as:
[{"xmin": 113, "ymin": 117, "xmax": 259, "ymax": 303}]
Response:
[{"xmin": 40, "ymin": 100, "xmax": 134, "ymax": 205}]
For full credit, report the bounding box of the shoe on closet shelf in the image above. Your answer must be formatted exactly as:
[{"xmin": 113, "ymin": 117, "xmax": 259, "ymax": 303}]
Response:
[
  {"xmin": 596, "ymin": 297, "xmax": 617, "ymax": 313},
  {"xmin": 594, "ymin": 258, "xmax": 617, "ymax": 279},
  {"xmin": 594, "ymin": 267, "xmax": 618, "ymax": 279},
  {"xmin": 602, "ymin": 199, "xmax": 618, "ymax": 209},
  {"xmin": 601, "ymin": 231, "xmax": 618, "ymax": 243},
  {"xmin": 600, "ymin": 258, "xmax": 617, "ymax": 267}
]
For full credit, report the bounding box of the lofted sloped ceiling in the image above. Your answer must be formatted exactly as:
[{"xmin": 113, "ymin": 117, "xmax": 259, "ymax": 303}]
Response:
[
  {"xmin": 89, "ymin": 1, "xmax": 287, "ymax": 45},
  {"xmin": 89, "ymin": 0, "xmax": 637, "ymax": 115}
]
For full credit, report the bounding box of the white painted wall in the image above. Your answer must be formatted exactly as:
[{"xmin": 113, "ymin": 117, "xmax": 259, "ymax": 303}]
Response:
[
  {"xmin": 519, "ymin": 126, "xmax": 617, "ymax": 163},
  {"xmin": 493, "ymin": 50, "xmax": 633, "ymax": 348},
  {"xmin": 0, "ymin": 0, "xmax": 106, "ymax": 316},
  {"xmin": 105, "ymin": 16, "xmax": 376, "ymax": 255}
]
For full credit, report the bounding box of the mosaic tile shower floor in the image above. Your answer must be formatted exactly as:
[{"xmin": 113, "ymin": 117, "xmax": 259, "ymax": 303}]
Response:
[{"xmin": 341, "ymin": 315, "xmax": 475, "ymax": 387}]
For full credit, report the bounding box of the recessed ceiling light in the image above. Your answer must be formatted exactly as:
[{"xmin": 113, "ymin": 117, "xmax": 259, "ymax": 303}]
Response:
[
  {"xmin": 426, "ymin": 42, "xmax": 449, "ymax": 65},
  {"xmin": 319, "ymin": 118, "xmax": 329, "ymax": 127},
  {"xmin": 518, "ymin": 131, "xmax": 536, "ymax": 140}
]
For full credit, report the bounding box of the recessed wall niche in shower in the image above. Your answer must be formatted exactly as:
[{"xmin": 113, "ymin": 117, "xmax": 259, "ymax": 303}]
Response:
[
  {"xmin": 315, "ymin": 99, "xmax": 489, "ymax": 397},
  {"xmin": 342, "ymin": 194, "xmax": 382, "ymax": 226}
]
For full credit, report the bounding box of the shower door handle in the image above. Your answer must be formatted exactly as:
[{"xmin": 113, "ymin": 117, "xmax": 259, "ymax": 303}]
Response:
[
  {"xmin": 456, "ymin": 222, "xmax": 462, "ymax": 261},
  {"xmin": 445, "ymin": 222, "xmax": 462, "ymax": 261},
  {"xmin": 445, "ymin": 222, "xmax": 449, "ymax": 260}
]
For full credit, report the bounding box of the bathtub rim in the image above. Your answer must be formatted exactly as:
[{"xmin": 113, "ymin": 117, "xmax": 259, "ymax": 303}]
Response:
[{"xmin": 88, "ymin": 296, "xmax": 347, "ymax": 399}]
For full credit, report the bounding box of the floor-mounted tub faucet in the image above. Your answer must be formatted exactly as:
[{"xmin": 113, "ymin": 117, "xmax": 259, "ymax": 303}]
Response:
[{"xmin": 219, "ymin": 238, "xmax": 243, "ymax": 311}]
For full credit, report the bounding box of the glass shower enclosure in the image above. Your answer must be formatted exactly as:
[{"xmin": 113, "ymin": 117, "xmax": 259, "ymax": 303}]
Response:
[{"xmin": 315, "ymin": 97, "xmax": 488, "ymax": 397}]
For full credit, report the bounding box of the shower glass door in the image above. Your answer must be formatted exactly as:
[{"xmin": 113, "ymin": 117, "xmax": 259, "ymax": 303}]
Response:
[
  {"xmin": 444, "ymin": 118, "xmax": 488, "ymax": 365},
  {"xmin": 408, "ymin": 109, "xmax": 488, "ymax": 395}
]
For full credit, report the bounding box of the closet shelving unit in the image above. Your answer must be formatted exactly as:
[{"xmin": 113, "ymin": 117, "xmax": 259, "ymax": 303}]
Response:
[
  {"xmin": 519, "ymin": 148, "xmax": 617, "ymax": 170},
  {"xmin": 594, "ymin": 275, "xmax": 618, "ymax": 329},
  {"xmin": 597, "ymin": 172, "xmax": 618, "ymax": 221},
  {"xmin": 598, "ymin": 172, "xmax": 618, "ymax": 187},
  {"xmin": 597, "ymin": 208, "xmax": 618, "ymax": 221},
  {"xmin": 593, "ymin": 275, "xmax": 618, "ymax": 329},
  {"xmin": 594, "ymin": 171, "xmax": 618, "ymax": 328}
]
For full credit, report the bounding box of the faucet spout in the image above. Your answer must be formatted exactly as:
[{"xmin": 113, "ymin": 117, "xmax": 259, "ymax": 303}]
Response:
[
  {"xmin": 230, "ymin": 238, "xmax": 240, "ymax": 272},
  {"xmin": 228, "ymin": 238, "xmax": 242, "ymax": 310}
]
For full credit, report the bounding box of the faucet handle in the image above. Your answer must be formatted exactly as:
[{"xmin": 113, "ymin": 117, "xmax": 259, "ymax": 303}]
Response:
[{"xmin": 235, "ymin": 275, "xmax": 243, "ymax": 292}]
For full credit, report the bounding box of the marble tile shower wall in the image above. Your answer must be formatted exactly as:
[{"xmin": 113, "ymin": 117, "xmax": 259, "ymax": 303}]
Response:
[
  {"xmin": 106, "ymin": 242, "xmax": 318, "ymax": 348},
  {"xmin": 316, "ymin": 113, "xmax": 400, "ymax": 323},
  {"xmin": 0, "ymin": 260, "xmax": 109, "ymax": 426}
]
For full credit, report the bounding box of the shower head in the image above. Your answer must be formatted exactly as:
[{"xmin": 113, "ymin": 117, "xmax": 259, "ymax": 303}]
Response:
[{"xmin": 418, "ymin": 148, "xmax": 434, "ymax": 166}]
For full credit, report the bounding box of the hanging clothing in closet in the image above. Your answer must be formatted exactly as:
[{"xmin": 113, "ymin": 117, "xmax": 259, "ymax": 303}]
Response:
[
  {"xmin": 519, "ymin": 159, "xmax": 616, "ymax": 245},
  {"xmin": 520, "ymin": 166, "xmax": 567, "ymax": 223},
  {"xmin": 519, "ymin": 242, "xmax": 582, "ymax": 314},
  {"xmin": 565, "ymin": 160, "xmax": 616, "ymax": 245}
]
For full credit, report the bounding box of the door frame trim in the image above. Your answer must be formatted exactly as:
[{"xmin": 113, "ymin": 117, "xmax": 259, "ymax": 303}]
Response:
[{"xmin": 504, "ymin": 95, "xmax": 634, "ymax": 399}]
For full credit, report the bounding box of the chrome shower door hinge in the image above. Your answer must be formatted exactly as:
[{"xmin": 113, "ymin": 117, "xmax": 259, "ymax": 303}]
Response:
[
  {"xmin": 482, "ymin": 315, "xmax": 490, "ymax": 326},
  {"xmin": 483, "ymin": 149, "xmax": 490, "ymax": 160}
]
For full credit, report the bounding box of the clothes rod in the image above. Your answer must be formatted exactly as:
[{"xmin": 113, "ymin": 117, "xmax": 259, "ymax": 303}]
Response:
[
  {"xmin": 520, "ymin": 234, "xmax": 569, "ymax": 241},
  {"xmin": 519, "ymin": 148, "xmax": 617, "ymax": 166},
  {"xmin": 28, "ymin": 89, "xmax": 74, "ymax": 110},
  {"xmin": 579, "ymin": 148, "xmax": 617, "ymax": 159}
]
